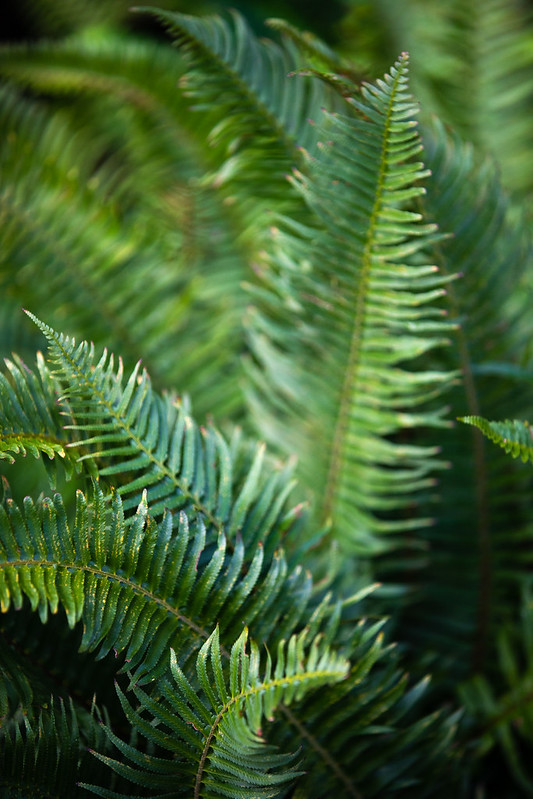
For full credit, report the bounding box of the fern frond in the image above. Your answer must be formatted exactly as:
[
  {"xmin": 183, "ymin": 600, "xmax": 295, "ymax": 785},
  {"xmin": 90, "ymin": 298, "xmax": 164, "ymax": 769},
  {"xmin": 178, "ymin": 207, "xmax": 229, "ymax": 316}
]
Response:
[
  {"xmin": 0, "ymin": 83, "xmax": 251, "ymax": 421},
  {"xmin": 0, "ymin": 482, "xmax": 315, "ymax": 684},
  {"xmin": 134, "ymin": 6, "xmax": 348, "ymax": 251},
  {"xmin": 136, "ymin": 7, "xmax": 337, "ymax": 158},
  {"xmin": 338, "ymin": 0, "xmax": 533, "ymax": 210},
  {"xmin": 245, "ymin": 55, "xmax": 455, "ymax": 558},
  {"xmin": 85, "ymin": 627, "xmax": 348, "ymax": 798},
  {"xmin": 394, "ymin": 117, "xmax": 533, "ymax": 676},
  {"xmin": 0, "ymin": 698, "xmax": 109, "ymax": 798},
  {"xmin": 459, "ymin": 416, "xmax": 533, "ymax": 465},
  {"xmin": 0, "ymin": 351, "xmax": 79, "ymax": 486},
  {"xmin": 22, "ymin": 313, "xmax": 297, "ymax": 546}
]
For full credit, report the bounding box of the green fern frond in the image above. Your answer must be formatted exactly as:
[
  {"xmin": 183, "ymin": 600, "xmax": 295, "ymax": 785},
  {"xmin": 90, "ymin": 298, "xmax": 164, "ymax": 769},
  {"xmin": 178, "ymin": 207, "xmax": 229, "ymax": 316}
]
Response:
[
  {"xmin": 459, "ymin": 416, "xmax": 533, "ymax": 465},
  {"xmin": 0, "ymin": 352, "xmax": 78, "ymax": 484},
  {"xmin": 134, "ymin": 6, "xmax": 347, "ymax": 250},
  {"xmin": 85, "ymin": 627, "xmax": 348, "ymax": 798},
  {"xmin": 339, "ymin": 0, "xmax": 533, "ymax": 210},
  {"xmin": 136, "ymin": 7, "xmax": 337, "ymax": 158},
  {"xmin": 23, "ymin": 313, "xmax": 298, "ymax": 543},
  {"xmin": 246, "ymin": 55, "xmax": 455, "ymax": 557},
  {"xmin": 0, "ymin": 698, "xmax": 108, "ymax": 798},
  {"xmin": 0, "ymin": 83, "xmax": 250, "ymax": 421}
]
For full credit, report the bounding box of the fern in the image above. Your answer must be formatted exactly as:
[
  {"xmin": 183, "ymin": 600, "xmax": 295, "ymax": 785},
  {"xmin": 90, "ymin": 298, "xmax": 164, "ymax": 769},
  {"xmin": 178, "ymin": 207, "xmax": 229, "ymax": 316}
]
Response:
[
  {"xmin": 1, "ymin": 3, "xmax": 533, "ymax": 797},
  {"xmin": 246, "ymin": 53, "xmax": 455, "ymax": 563},
  {"xmin": 0, "ymin": 322, "xmax": 461, "ymax": 796},
  {"xmin": 460, "ymin": 416, "xmax": 533, "ymax": 465},
  {"xmin": 84, "ymin": 627, "xmax": 348, "ymax": 798}
]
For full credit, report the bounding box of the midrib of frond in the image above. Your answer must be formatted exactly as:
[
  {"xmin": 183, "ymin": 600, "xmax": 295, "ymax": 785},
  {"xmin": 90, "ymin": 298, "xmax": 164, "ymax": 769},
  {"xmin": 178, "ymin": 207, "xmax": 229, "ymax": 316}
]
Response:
[
  {"xmin": 52, "ymin": 332, "xmax": 222, "ymax": 531},
  {"xmin": 322, "ymin": 62, "xmax": 405, "ymax": 527},
  {"xmin": 0, "ymin": 553, "xmax": 209, "ymax": 645},
  {"xmin": 279, "ymin": 704, "xmax": 363, "ymax": 799}
]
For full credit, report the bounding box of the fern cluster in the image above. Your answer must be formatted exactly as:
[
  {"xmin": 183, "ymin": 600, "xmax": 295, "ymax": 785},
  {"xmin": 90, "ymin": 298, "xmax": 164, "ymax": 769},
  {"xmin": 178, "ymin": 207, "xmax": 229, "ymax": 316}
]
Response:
[{"xmin": 1, "ymin": 1, "xmax": 533, "ymax": 796}]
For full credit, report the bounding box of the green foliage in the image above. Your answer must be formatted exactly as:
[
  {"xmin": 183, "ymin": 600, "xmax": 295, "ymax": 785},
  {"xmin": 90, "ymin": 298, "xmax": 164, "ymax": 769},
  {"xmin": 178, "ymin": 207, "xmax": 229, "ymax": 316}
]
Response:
[
  {"xmin": 460, "ymin": 416, "xmax": 533, "ymax": 464},
  {"xmin": 1, "ymin": 1, "xmax": 533, "ymax": 797}
]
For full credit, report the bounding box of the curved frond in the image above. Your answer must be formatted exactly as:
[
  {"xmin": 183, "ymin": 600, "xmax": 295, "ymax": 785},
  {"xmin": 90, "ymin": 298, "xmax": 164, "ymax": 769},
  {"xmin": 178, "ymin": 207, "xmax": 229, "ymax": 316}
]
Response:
[
  {"xmin": 0, "ymin": 482, "xmax": 318, "ymax": 683},
  {"xmin": 85, "ymin": 627, "xmax": 348, "ymax": 798},
  {"xmin": 246, "ymin": 55, "xmax": 455, "ymax": 558},
  {"xmin": 136, "ymin": 6, "xmax": 339, "ymax": 159}
]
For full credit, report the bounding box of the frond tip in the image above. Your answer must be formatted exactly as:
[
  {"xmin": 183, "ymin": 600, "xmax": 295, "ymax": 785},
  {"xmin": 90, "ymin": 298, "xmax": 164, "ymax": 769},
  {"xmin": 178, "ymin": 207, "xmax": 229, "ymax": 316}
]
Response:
[{"xmin": 459, "ymin": 415, "xmax": 533, "ymax": 464}]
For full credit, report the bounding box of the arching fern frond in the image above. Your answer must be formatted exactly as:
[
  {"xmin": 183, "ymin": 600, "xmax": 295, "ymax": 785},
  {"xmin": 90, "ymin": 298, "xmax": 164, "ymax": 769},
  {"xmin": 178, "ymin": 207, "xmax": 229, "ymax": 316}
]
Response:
[
  {"xmin": 245, "ymin": 55, "xmax": 455, "ymax": 559},
  {"xmin": 23, "ymin": 312, "xmax": 297, "ymax": 546},
  {"xmin": 85, "ymin": 627, "xmax": 349, "ymax": 798},
  {"xmin": 459, "ymin": 416, "xmax": 533, "ymax": 465},
  {"xmin": 134, "ymin": 6, "xmax": 348, "ymax": 252},
  {"xmin": 136, "ymin": 6, "xmax": 339, "ymax": 160}
]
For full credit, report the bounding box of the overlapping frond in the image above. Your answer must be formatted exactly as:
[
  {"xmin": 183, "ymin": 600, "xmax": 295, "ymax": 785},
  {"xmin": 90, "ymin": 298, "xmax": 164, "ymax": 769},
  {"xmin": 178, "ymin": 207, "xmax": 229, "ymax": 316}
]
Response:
[
  {"xmin": 0, "ymin": 480, "xmax": 318, "ymax": 684},
  {"xmin": 85, "ymin": 627, "xmax": 349, "ymax": 798},
  {"xmin": 0, "ymin": 319, "xmax": 462, "ymax": 796},
  {"xmin": 338, "ymin": 0, "xmax": 533, "ymax": 212},
  {"xmin": 246, "ymin": 55, "xmax": 455, "ymax": 559},
  {"xmin": 136, "ymin": 7, "xmax": 339, "ymax": 160}
]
